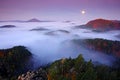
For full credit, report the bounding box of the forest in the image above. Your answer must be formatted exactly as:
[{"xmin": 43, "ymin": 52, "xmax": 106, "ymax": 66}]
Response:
[
  {"xmin": 84, "ymin": 38, "xmax": 120, "ymax": 57},
  {"xmin": 0, "ymin": 45, "xmax": 120, "ymax": 80},
  {"xmin": 0, "ymin": 46, "xmax": 32, "ymax": 79},
  {"xmin": 46, "ymin": 54, "xmax": 120, "ymax": 80}
]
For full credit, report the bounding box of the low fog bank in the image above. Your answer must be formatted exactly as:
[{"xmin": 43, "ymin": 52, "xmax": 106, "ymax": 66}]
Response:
[{"xmin": 0, "ymin": 22, "xmax": 119, "ymax": 68}]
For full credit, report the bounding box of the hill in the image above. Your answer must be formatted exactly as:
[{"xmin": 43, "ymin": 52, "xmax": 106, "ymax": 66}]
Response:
[
  {"xmin": 0, "ymin": 46, "xmax": 119, "ymax": 80},
  {"xmin": 18, "ymin": 54, "xmax": 120, "ymax": 80},
  {"xmin": 0, "ymin": 46, "xmax": 32, "ymax": 79},
  {"xmin": 26, "ymin": 18, "xmax": 41, "ymax": 22},
  {"xmin": 86, "ymin": 19, "xmax": 120, "ymax": 31},
  {"xmin": 72, "ymin": 38, "xmax": 120, "ymax": 57},
  {"xmin": 0, "ymin": 25, "xmax": 16, "ymax": 28}
]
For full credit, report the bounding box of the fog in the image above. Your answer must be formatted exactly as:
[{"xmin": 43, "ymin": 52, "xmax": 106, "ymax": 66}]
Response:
[{"xmin": 0, "ymin": 22, "xmax": 120, "ymax": 68}]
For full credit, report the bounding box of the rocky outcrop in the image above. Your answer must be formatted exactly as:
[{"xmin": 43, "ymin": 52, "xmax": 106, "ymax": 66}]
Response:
[{"xmin": 18, "ymin": 68, "xmax": 47, "ymax": 80}]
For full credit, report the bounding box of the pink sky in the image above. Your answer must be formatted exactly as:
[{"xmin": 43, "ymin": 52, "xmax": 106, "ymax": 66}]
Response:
[{"xmin": 0, "ymin": 0, "xmax": 120, "ymax": 23}]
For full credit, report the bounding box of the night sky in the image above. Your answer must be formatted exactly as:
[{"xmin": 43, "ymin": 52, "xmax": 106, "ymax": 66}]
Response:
[{"xmin": 0, "ymin": 0, "xmax": 120, "ymax": 24}]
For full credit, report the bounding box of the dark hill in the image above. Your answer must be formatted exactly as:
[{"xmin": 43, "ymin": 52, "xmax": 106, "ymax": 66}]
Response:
[
  {"xmin": 0, "ymin": 46, "xmax": 32, "ymax": 79},
  {"xmin": 0, "ymin": 25, "xmax": 16, "ymax": 28},
  {"xmin": 27, "ymin": 18, "xmax": 41, "ymax": 22},
  {"xmin": 18, "ymin": 54, "xmax": 120, "ymax": 80}
]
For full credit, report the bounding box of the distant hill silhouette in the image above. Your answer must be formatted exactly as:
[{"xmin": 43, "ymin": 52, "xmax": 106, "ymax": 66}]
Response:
[
  {"xmin": 0, "ymin": 18, "xmax": 53, "ymax": 22},
  {"xmin": 26, "ymin": 18, "xmax": 41, "ymax": 22},
  {"xmin": 0, "ymin": 25, "xmax": 16, "ymax": 28}
]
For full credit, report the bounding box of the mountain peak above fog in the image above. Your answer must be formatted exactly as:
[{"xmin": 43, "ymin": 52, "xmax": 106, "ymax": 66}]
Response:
[
  {"xmin": 27, "ymin": 18, "xmax": 41, "ymax": 22},
  {"xmin": 85, "ymin": 18, "xmax": 120, "ymax": 30}
]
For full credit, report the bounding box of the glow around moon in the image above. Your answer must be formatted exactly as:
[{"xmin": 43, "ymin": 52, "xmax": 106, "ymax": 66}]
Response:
[{"xmin": 81, "ymin": 10, "xmax": 86, "ymax": 15}]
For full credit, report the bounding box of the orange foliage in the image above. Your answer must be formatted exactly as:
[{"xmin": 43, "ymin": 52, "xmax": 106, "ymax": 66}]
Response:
[
  {"xmin": 0, "ymin": 51, "xmax": 4, "ymax": 57},
  {"xmin": 71, "ymin": 71, "xmax": 76, "ymax": 80},
  {"xmin": 47, "ymin": 74, "xmax": 52, "ymax": 80}
]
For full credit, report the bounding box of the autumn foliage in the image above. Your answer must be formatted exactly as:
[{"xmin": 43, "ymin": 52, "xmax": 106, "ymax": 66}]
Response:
[
  {"xmin": 46, "ymin": 54, "xmax": 120, "ymax": 80},
  {"xmin": 85, "ymin": 38, "xmax": 120, "ymax": 57}
]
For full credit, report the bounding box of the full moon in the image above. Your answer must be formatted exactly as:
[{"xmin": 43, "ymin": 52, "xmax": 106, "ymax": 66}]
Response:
[{"xmin": 81, "ymin": 10, "xmax": 86, "ymax": 15}]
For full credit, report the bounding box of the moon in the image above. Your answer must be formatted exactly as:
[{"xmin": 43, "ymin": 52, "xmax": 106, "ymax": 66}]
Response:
[{"xmin": 81, "ymin": 10, "xmax": 86, "ymax": 15}]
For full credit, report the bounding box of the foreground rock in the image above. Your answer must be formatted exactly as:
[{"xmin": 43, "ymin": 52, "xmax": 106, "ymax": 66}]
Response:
[{"xmin": 18, "ymin": 68, "xmax": 47, "ymax": 80}]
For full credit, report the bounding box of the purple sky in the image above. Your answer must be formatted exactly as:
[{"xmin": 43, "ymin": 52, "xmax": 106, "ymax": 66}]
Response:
[{"xmin": 0, "ymin": 0, "xmax": 120, "ymax": 23}]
